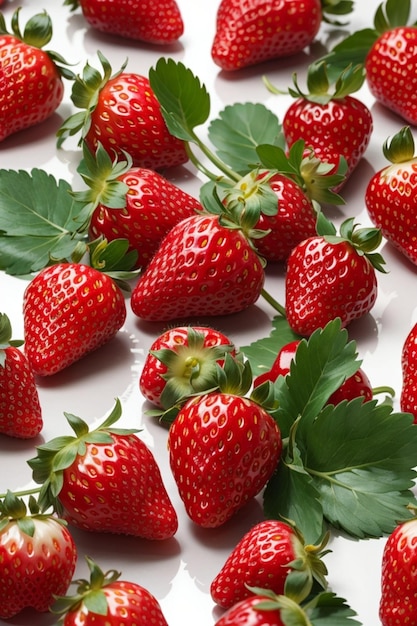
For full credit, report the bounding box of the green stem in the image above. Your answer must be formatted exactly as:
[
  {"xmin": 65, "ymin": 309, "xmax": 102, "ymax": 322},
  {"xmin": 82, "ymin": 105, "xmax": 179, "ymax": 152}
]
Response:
[
  {"xmin": 372, "ymin": 385, "xmax": 396, "ymax": 398},
  {"xmin": 0, "ymin": 486, "xmax": 41, "ymax": 499},
  {"xmin": 188, "ymin": 130, "xmax": 241, "ymax": 183},
  {"xmin": 261, "ymin": 288, "xmax": 287, "ymax": 317}
]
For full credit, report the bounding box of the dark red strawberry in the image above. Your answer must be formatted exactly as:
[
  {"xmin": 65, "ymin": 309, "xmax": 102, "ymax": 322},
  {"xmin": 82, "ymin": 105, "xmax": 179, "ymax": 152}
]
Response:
[
  {"xmin": 285, "ymin": 215, "xmax": 386, "ymax": 337},
  {"xmin": 140, "ymin": 325, "xmax": 235, "ymax": 409},
  {"xmin": 0, "ymin": 8, "xmax": 74, "ymax": 141},
  {"xmin": 0, "ymin": 491, "xmax": 77, "ymax": 619},
  {"xmin": 130, "ymin": 213, "xmax": 265, "ymax": 322},
  {"xmin": 23, "ymin": 262, "xmax": 126, "ymax": 376},
  {"xmin": 211, "ymin": 0, "xmax": 353, "ymax": 71},
  {"xmin": 366, "ymin": 126, "xmax": 417, "ymax": 266},
  {"xmin": 28, "ymin": 399, "xmax": 178, "ymax": 540},
  {"xmin": 0, "ymin": 313, "xmax": 42, "ymax": 438},
  {"xmin": 64, "ymin": 0, "xmax": 183, "ymax": 44},
  {"xmin": 57, "ymin": 52, "xmax": 188, "ymax": 170},
  {"xmin": 210, "ymin": 519, "xmax": 329, "ymax": 609}
]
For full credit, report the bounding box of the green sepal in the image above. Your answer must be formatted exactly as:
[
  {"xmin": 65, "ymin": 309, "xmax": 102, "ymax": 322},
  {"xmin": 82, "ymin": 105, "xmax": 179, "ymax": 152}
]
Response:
[
  {"xmin": 87, "ymin": 237, "xmax": 140, "ymax": 289},
  {"xmin": 382, "ymin": 126, "xmax": 416, "ymax": 164},
  {"xmin": 0, "ymin": 491, "xmax": 68, "ymax": 536},
  {"xmin": 0, "ymin": 313, "xmax": 23, "ymax": 367},
  {"xmin": 320, "ymin": 0, "xmax": 354, "ymax": 23},
  {"xmin": 63, "ymin": 0, "xmax": 80, "ymax": 11}
]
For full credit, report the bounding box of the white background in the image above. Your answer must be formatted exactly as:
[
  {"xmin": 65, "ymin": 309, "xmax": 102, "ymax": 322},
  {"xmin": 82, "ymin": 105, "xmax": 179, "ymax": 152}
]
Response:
[{"xmin": 2, "ymin": 0, "xmax": 417, "ymax": 624}]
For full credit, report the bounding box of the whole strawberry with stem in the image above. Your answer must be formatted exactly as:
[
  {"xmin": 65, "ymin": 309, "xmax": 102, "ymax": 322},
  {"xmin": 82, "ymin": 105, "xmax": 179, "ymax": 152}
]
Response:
[
  {"xmin": 75, "ymin": 142, "xmax": 201, "ymax": 269},
  {"xmin": 0, "ymin": 8, "xmax": 74, "ymax": 141},
  {"xmin": 266, "ymin": 62, "xmax": 372, "ymax": 191},
  {"xmin": 52, "ymin": 556, "xmax": 169, "ymax": 626},
  {"xmin": 140, "ymin": 325, "xmax": 236, "ymax": 410},
  {"xmin": 0, "ymin": 313, "xmax": 42, "ymax": 438},
  {"xmin": 211, "ymin": 519, "xmax": 329, "ymax": 609},
  {"xmin": 57, "ymin": 51, "xmax": 188, "ymax": 170},
  {"xmin": 64, "ymin": 0, "xmax": 183, "ymax": 44},
  {"xmin": 168, "ymin": 354, "xmax": 282, "ymax": 528},
  {"xmin": 379, "ymin": 512, "xmax": 417, "ymax": 626},
  {"xmin": 285, "ymin": 213, "xmax": 386, "ymax": 337},
  {"xmin": 210, "ymin": 0, "xmax": 354, "ymax": 72},
  {"xmin": 28, "ymin": 398, "xmax": 178, "ymax": 540},
  {"xmin": 366, "ymin": 126, "xmax": 417, "ymax": 266},
  {"xmin": 0, "ymin": 491, "xmax": 77, "ymax": 619}
]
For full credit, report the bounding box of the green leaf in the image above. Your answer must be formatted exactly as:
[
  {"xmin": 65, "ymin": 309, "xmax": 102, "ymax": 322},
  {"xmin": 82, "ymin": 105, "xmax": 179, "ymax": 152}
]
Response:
[
  {"xmin": 240, "ymin": 316, "xmax": 300, "ymax": 376},
  {"xmin": 315, "ymin": 29, "xmax": 379, "ymax": 81},
  {"xmin": 148, "ymin": 58, "xmax": 211, "ymax": 143},
  {"xmin": 0, "ymin": 169, "xmax": 88, "ymax": 275},
  {"xmin": 306, "ymin": 591, "xmax": 361, "ymax": 625},
  {"xmin": 208, "ymin": 102, "xmax": 283, "ymax": 174}
]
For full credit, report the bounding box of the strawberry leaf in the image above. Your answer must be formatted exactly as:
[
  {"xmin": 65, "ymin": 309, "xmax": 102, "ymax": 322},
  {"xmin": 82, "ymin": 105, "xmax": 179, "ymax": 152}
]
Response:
[
  {"xmin": 0, "ymin": 169, "xmax": 87, "ymax": 275},
  {"xmin": 240, "ymin": 316, "xmax": 300, "ymax": 376}
]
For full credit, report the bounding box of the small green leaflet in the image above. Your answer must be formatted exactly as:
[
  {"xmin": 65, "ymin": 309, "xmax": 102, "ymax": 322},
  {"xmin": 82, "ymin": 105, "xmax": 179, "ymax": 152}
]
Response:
[
  {"xmin": 0, "ymin": 169, "xmax": 87, "ymax": 275},
  {"xmin": 208, "ymin": 102, "xmax": 284, "ymax": 174}
]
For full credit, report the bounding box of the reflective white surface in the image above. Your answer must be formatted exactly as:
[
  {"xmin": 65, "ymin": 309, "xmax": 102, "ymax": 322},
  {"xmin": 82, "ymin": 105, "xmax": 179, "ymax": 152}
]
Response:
[{"xmin": 2, "ymin": 1, "xmax": 417, "ymax": 624}]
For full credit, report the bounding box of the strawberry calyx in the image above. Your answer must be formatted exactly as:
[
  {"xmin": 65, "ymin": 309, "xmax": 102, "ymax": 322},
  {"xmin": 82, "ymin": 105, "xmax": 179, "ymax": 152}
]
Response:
[
  {"xmin": 320, "ymin": 0, "xmax": 354, "ymax": 25},
  {"xmin": 382, "ymin": 126, "xmax": 417, "ymax": 164},
  {"xmin": 0, "ymin": 491, "xmax": 67, "ymax": 535},
  {"xmin": 0, "ymin": 8, "xmax": 75, "ymax": 79},
  {"xmin": 51, "ymin": 556, "xmax": 120, "ymax": 616},
  {"xmin": 27, "ymin": 398, "xmax": 138, "ymax": 514},
  {"xmin": 0, "ymin": 313, "xmax": 23, "ymax": 367}
]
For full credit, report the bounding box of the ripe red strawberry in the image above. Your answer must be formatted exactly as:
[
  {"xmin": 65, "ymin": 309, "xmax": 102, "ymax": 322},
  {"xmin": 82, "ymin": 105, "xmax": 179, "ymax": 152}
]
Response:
[
  {"xmin": 278, "ymin": 63, "xmax": 373, "ymax": 190},
  {"xmin": 23, "ymin": 262, "xmax": 126, "ymax": 376},
  {"xmin": 77, "ymin": 143, "xmax": 201, "ymax": 269},
  {"xmin": 52, "ymin": 557, "xmax": 169, "ymax": 626},
  {"xmin": 366, "ymin": 126, "xmax": 417, "ymax": 266},
  {"xmin": 0, "ymin": 9, "xmax": 74, "ymax": 141},
  {"xmin": 0, "ymin": 491, "xmax": 77, "ymax": 619},
  {"xmin": 130, "ymin": 213, "xmax": 265, "ymax": 322},
  {"xmin": 140, "ymin": 325, "xmax": 235, "ymax": 410},
  {"xmin": 210, "ymin": 519, "xmax": 329, "ymax": 609},
  {"xmin": 379, "ymin": 516, "xmax": 417, "ymax": 625},
  {"xmin": 168, "ymin": 357, "xmax": 282, "ymax": 527},
  {"xmin": 400, "ymin": 322, "xmax": 417, "ymax": 422},
  {"xmin": 64, "ymin": 0, "xmax": 183, "ymax": 44},
  {"xmin": 285, "ymin": 216, "xmax": 386, "ymax": 337},
  {"xmin": 57, "ymin": 52, "xmax": 188, "ymax": 171},
  {"xmin": 211, "ymin": 0, "xmax": 353, "ymax": 71},
  {"xmin": 28, "ymin": 399, "xmax": 178, "ymax": 540},
  {"xmin": 0, "ymin": 313, "xmax": 42, "ymax": 438}
]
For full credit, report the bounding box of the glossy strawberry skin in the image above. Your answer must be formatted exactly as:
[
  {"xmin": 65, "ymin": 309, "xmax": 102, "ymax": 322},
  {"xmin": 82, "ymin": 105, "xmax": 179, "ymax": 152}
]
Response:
[
  {"xmin": 365, "ymin": 26, "xmax": 417, "ymax": 125},
  {"xmin": 211, "ymin": 520, "xmax": 306, "ymax": 609},
  {"xmin": 285, "ymin": 236, "xmax": 378, "ymax": 337},
  {"xmin": 85, "ymin": 73, "xmax": 188, "ymax": 170},
  {"xmin": 140, "ymin": 326, "xmax": 234, "ymax": 408},
  {"xmin": 214, "ymin": 594, "xmax": 284, "ymax": 626},
  {"xmin": 379, "ymin": 518, "xmax": 417, "ymax": 626},
  {"xmin": 23, "ymin": 263, "xmax": 126, "ymax": 376},
  {"xmin": 255, "ymin": 174, "xmax": 317, "ymax": 262},
  {"xmin": 76, "ymin": 0, "xmax": 183, "ymax": 44},
  {"xmin": 0, "ymin": 517, "xmax": 77, "ymax": 619},
  {"xmin": 0, "ymin": 35, "xmax": 64, "ymax": 141},
  {"xmin": 400, "ymin": 323, "xmax": 417, "ymax": 422},
  {"xmin": 168, "ymin": 392, "xmax": 282, "ymax": 528},
  {"xmin": 130, "ymin": 214, "xmax": 265, "ymax": 322},
  {"xmin": 211, "ymin": 0, "xmax": 322, "ymax": 71},
  {"xmin": 58, "ymin": 433, "xmax": 178, "ymax": 540},
  {"xmin": 366, "ymin": 159, "xmax": 417, "ymax": 265},
  {"xmin": 0, "ymin": 347, "xmax": 43, "ymax": 438},
  {"xmin": 283, "ymin": 96, "xmax": 373, "ymax": 187},
  {"xmin": 61, "ymin": 580, "xmax": 169, "ymax": 626},
  {"xmin": 89, "ymin": 168, "xmax": 201, "ymax": 269}
]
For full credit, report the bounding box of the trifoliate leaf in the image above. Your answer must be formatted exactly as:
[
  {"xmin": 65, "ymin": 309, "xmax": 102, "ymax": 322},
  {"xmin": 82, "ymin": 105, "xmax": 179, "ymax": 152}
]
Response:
[
  {"xmin": 0, "ymin": 169, "xmax": 88, "ymax": 275},
  {"xmin": 208, "ymin": 102, "xmax": 284, "ymax": 174}
]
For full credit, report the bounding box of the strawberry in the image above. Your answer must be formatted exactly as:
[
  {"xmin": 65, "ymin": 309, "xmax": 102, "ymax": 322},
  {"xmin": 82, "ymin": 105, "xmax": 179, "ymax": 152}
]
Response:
[
  {"xmin": 379, "ymin": 516, "xmax": 417, "ymax": 625},
  {"xmin": 0, "ymin": 313, "xmax": 42, "ymax": 438},
  {"xmin": 0, "ymin": 8, "xmax": 74, "ymax": 141},
  {"xmin": 167, "ymin": 355, "xmax": 282, "ymax": 528},
  {"xmin": 57, "ymin": 52, "xmax": 188, "ymax": 171},
  {"xmin": 76, "ymin": 143, "xmax": 201, "ymax": 269},
  {"xmin": 285, "ymin": 215, "xmax": 386, "ymax": 337},
  {"xmin": 276, "ymin": 62, "xmax": 372, "ymax": 191},
  {"xmin": 28, "ymin": 399, "xmax": 178, "ymax": 540},
  {"xmin": 140, "ymin": 325, "xmax": 235, "ymax": 410},
  {"xmin": 52, "ymin": 556, "xmax": 169, "ymax": 626},
  {"xmin": 210, "ymin": 0, "xmax": 353, "ymax": 71},
  {"xmin": 130, "ymin": 213, "xmax": 265, "ymax": 322},
  {"xmin": 210, "ymin": 519, "xmax": 329, "ymax": 609},
  {"xmin": 400, "ymin": 322, "xmax": 417, "ymax": 422},
  {"xmin": 23, "ymin": 262, "xmax": 127, "ymax": 376},
  {"xmin": 365, "ymin": 126, "xmax": 417, "ymax": 266},
  {"xmin": 0, "ymin": 491, "xmax": 77, "ymax": 619},
  {"xmin": 64, "ymin": 0, "xmax": 183, "ymax": 44}
]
